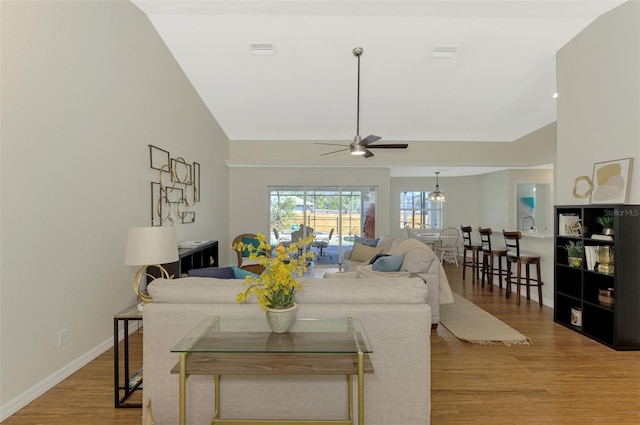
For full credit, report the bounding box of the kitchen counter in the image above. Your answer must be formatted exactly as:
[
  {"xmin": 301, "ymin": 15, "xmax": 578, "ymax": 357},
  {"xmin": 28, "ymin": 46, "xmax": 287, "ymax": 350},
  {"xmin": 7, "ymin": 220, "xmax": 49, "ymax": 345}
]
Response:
[{"xmin": 522, "ymin": 232, "xmax": 553, "ymax": 239}]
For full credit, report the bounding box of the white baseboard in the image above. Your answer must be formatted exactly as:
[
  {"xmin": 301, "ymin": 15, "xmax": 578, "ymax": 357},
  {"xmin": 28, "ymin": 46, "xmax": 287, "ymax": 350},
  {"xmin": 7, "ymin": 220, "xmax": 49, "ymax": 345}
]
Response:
[{"xmin": 0, "ymin": 322, "xmax": 140, "ymax": 422}]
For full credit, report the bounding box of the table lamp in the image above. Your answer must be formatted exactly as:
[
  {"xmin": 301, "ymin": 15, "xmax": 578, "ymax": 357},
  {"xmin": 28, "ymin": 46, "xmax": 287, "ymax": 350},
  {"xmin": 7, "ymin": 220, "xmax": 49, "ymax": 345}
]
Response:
[{"xmin": 124, "ymin": 226, "xmax": 178, "ymax": 306}]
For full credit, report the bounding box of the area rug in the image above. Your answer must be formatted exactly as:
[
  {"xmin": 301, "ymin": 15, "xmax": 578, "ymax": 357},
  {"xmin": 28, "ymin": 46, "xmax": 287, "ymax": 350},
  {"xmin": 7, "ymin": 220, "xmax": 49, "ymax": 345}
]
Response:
[{"xmin": 440, "ymin": 293, "xmax": 532, "ymax": 346}]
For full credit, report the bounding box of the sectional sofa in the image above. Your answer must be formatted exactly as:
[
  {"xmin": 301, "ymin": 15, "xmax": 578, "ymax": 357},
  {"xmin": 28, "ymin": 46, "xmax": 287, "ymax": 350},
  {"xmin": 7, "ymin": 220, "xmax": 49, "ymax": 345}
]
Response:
[{"xmin": 343, "ymin": 237, "xmax": 454, "ymax": 326}]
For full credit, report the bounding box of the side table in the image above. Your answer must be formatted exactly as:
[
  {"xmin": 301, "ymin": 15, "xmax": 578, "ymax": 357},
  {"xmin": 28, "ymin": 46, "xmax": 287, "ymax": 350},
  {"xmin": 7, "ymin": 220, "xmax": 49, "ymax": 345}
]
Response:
[{"xmin": 114, "ymin": 304, "xmax": 143, "ymax": 408}]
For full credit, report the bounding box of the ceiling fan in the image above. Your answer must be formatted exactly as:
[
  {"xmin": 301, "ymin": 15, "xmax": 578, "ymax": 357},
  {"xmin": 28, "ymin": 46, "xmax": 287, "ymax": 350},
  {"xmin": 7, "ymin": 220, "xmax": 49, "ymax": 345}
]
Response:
[{"xmin": 316, "ymin": 47, "xmax": 408, "ymax": 159}]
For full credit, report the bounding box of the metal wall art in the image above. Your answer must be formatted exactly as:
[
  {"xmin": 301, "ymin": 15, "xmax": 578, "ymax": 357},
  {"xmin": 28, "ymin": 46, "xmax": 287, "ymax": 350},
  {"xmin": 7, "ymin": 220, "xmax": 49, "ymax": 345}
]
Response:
[{"xmin": 149, "ymin": 145, "xmax": 200, "ymax": 225}]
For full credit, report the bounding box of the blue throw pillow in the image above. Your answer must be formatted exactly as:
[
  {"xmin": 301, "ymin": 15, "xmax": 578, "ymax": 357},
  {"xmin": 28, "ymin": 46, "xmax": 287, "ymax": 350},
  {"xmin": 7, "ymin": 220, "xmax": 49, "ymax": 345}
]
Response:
[
  {"xmin": 368, "ymin": 253, "xmax": 389, "ymax": 265},
  {"xmin": 232, "ymin": 266, "xmax": 260, "ymax": 280},
  {"xmin": 372, "ymin": 253, "xmax": 405, "ymax": 272},
  {"xmin": 188, "ymin": 266, "xmax": 235, "ymax": 279},
  {"xmin": 354, "ymin": 236, "xmax": 379, "ymax": 247}
]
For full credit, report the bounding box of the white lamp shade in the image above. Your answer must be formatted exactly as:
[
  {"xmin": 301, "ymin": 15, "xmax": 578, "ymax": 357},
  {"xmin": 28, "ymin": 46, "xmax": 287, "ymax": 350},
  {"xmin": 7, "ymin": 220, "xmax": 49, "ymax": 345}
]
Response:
[{"xmin": 125, "ymin": 226, "xmax": 179, "ymax": 266}]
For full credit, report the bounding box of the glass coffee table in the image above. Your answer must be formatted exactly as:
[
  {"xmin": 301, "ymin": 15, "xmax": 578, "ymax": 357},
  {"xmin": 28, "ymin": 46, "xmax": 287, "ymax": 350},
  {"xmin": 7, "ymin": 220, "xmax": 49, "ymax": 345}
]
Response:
[{"xmin": 171, "ymin": 317, "xmax": 373, "ymax": 425}]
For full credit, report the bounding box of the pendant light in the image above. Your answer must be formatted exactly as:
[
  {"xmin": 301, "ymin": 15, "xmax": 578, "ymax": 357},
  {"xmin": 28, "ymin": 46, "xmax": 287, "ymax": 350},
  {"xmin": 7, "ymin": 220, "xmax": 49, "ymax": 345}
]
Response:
[{"xmin": 428, "ymin": 172, "xmax": 446, "ymax": 202}]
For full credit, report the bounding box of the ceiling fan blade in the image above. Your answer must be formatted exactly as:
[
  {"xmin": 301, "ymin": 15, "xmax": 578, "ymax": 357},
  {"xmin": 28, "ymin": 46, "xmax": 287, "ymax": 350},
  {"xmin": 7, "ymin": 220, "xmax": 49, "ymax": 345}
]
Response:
[
  {"xmin": 320, "ymin": 148, "xmax": 350, "ymax": 156},
  {"xmin": 363, "ymin": 150, "xmax": 375, "ymax": 158},
  {"xmin": 315, "ymin": 142, "xmax": 349, "ymax": 147},
  {"xmin": 360, "ymin": 135, "xmax": 382, "ymax": 146},
  {"xmin": 367, "ymin": 143, "xmax": 409, "ymax": 149}
]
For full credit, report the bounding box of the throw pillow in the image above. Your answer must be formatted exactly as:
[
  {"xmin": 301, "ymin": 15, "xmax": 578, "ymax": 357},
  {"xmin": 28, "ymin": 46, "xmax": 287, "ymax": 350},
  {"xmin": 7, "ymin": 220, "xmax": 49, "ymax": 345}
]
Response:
[
  {"xmin": 354, "ymin": 235, "xmax": 379, "ymax": 247},
  {"xmin": 231, "ymin": 266, "xmax": 260, "ymax": 280},
  {"xmin": 372, "ymin": 253, "xmax": 406, "ymax": 272},
  {"xmin": 368, "ymin": 253, "xmax": 389, "ymax": 265},
  {"xmin": 241, "ymin": 236, "xmax": 264, "ymax": 257},
  {"xmin": 323, "ymin": 271, "xmax": 359, "ymax": 279},
  {"xmin": 188, "ymin": 266, "xmax": 235, "ymax": 279},
  {"xmin": 349, "ymin": 242, "xmax": 383, "ymax": 263},
  {"xmin": 376, "ymin": 236, "xmax": 396, "ymax": 253}
]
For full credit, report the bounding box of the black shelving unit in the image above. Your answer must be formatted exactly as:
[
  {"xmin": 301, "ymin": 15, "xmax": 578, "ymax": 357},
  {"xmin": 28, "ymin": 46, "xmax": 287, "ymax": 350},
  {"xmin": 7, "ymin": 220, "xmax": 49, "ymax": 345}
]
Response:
[
  {"xmin": 554, "ymin": 205, "xmax": 640, "ymax": 350},
  {"xmin": 170, "ymin": 240, "xmax": 219, "ymax": 277}
]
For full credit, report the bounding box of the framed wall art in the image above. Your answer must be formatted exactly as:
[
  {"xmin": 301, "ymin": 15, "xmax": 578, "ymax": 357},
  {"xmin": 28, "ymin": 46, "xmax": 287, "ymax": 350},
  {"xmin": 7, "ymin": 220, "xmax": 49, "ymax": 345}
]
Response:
[{"xmin": 590, "ymin": 158, "xmax": 634, "ymax": 204}]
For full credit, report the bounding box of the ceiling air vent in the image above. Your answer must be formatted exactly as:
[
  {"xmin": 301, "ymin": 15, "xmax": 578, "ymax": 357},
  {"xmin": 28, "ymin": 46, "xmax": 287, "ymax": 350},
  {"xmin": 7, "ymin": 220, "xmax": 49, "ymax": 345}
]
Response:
[
  {"xmin": 250, "ymin": 42, "xmax": 275, "ymax": 55},
  {"xmin": 431, "ymin": 45, "xmax": 458, "ymax": 59}
]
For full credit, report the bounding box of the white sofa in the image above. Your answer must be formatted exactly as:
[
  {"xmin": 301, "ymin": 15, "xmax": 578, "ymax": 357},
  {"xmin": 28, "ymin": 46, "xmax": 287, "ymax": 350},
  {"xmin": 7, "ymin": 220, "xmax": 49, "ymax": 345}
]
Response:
[
  {"xmin": 342, "ymin": 238, "xmax": 454, "ymax": 327},
  {"xmin": 143, "ymin": 275, "xmax": 432, "ymax": 425}
]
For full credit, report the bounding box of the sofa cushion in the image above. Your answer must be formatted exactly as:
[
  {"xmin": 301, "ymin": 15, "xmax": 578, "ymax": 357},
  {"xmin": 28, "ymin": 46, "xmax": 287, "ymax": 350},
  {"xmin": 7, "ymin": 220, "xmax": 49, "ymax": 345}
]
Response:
[
  {"xmin": 296, "ymin": 277, "xmax": 427, "ymax": 304},
  {"xmin": 148, "ymin": 276, "xmax": 428, "ymax": 304},
  {"xmin": 323, "ymin": 271, "xmax": 359, "ymax": 279},
  {"xmin": 372, "ymin": 253, "xmax": 405, "ymax": 272},
  {"xmin": 188, "ymin": 266, "xmax": 235, "ymax": 279},
  {"xmin": 349, "ymin": 242, "xmax": 383, "ymax": 263},
  {"xmin": 356, "ymin": 264, "xmax": 412, "ymax": 279},
  {"xmin": 148, "ymin": 277, "xmax": 244, "ymax": 304}
]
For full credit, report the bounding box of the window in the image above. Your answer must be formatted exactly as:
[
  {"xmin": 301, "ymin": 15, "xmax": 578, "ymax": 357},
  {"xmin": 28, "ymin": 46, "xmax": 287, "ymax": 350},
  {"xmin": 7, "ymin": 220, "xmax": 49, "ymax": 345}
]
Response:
[
  {"xmin": 400, "ymin": 191, "xmax": 443, "ymax": 229},
  {"xmin": 269, "ymin": 187, "xmax": 377, "ymax": 266}
]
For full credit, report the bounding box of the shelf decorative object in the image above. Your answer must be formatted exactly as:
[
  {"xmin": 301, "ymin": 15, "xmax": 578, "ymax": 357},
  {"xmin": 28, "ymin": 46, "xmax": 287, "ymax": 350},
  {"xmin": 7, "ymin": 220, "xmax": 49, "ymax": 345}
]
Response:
[
  {"xmin": 595, "ymin": 216, "xmax": 614, "ymax": 236},
  {"xmin": 560, "ymin": 240, "xmax": 583, "ymax": 268},
  {"xmin": 596, "ymin": 245, "xmax": 614, "ymax": 275},
  {"xmin": 233, "ymin": 233, "xmax": 315, "ymax": 333},
  {"xmin": 598, "ymin": 288, "xmax": 615, "ymax": 308}
]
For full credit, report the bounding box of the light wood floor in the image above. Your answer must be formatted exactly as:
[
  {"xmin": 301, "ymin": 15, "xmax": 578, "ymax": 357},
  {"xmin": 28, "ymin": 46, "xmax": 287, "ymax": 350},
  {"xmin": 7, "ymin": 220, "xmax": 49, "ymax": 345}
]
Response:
[{"xmin": 2, "ymin": 264, "xmax": 639, "ymax": 424}]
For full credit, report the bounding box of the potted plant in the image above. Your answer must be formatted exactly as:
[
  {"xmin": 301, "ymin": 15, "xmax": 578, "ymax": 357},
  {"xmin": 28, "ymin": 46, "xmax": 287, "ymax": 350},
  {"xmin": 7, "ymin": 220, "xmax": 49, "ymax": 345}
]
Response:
[
  {"xmin": 595, "ymin": 216, "xmax": 614, "ymax": 236},
  {"xmin": 232, "ymin": 233, "xmax": 315, "ymax": 333},
  {"xmin": 560, "ymin": 240, "xmax": 583, "ymax": 268}
]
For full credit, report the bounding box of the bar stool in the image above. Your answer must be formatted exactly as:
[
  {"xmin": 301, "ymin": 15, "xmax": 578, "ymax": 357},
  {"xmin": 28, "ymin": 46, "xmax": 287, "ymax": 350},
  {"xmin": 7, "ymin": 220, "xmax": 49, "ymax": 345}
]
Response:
[
  {"xmin": 478, "ymin": 227, "xmax": 508, "ymax": 292},
  {"xmin": 460, "ymin": 225, "xmax": 482, "ymax": 284},
  {"xmin": 503, "ymin": 230, "xmax": 543, "ymax": 306}
]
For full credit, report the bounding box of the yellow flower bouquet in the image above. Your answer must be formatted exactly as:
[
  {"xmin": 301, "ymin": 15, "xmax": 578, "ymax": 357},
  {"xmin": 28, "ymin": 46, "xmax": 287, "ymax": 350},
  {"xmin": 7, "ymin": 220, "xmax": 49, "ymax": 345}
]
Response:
[{"xmin": 233, "ymin": 233, "xmax": 315, "ymax": 311}]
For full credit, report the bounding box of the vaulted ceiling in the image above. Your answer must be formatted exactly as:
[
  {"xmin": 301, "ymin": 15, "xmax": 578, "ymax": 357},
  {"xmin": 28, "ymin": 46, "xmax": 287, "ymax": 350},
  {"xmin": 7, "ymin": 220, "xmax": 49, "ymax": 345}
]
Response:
[{"xmin": 132, "ymin": 0, "xmax": 624, "ymax": 175}]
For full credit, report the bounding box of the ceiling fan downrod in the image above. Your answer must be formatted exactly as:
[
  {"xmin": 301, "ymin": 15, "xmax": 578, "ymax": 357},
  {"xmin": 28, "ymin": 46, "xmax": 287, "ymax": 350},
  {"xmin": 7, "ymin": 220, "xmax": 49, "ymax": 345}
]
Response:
[{"xmin": 353, "ymin": 46, "xmax": 363, "ymax": 144}]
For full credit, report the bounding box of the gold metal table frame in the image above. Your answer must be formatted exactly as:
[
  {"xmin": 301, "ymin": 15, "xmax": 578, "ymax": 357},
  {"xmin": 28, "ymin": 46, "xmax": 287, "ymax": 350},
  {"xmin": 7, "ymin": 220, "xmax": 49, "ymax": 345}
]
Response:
[{"xmin": 171, "ymin": 317, "xmax": 373, "ymax": 425}]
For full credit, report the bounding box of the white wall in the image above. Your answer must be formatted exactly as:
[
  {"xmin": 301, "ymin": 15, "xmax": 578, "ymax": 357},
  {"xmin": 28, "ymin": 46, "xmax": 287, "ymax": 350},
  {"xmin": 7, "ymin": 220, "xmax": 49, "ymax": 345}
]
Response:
[
  {"xmin": 0, "ymin": 0, "xmax": 229, "ymax": 416},
  {"xmin": 556, "ymin": 1, "xmax": 640, "ymax": 205}
]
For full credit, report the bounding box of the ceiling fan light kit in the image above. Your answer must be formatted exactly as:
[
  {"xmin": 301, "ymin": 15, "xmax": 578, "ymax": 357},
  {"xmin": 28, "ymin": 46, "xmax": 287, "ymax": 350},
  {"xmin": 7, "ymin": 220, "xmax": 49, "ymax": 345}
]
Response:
[
  {"xmin": 351, "ymin": 142, "xmax": 366, "ymax": 156},
  {"xmin": 428, "ymin": 172, "xmax": 447, "ymax": 202},
  {"xmin": 316, "ymin": 47, "xmax": 409, "ymax": 158}
]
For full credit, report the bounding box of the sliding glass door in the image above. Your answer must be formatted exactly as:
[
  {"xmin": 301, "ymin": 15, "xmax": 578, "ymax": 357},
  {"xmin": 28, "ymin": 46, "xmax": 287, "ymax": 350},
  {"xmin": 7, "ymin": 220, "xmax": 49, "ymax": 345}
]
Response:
[{"xmin": 269, "ymin": 186, "xmax": 377, "ymax": 267}]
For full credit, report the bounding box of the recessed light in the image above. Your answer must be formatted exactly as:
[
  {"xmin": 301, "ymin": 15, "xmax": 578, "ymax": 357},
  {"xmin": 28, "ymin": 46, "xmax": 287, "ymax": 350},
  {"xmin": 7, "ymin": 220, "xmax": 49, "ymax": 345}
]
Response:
[
  {"xmin": 552, "ymin": 92, "xmax": 558, "ymax": 98},
  {"xmin": 249, "ymin": 42, "xmax": 275, "ymax": 55}
]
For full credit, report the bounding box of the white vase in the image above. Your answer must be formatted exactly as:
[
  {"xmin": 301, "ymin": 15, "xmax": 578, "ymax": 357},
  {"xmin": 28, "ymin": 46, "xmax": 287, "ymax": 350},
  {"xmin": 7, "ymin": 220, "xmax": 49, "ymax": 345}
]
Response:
[{"xmin": 265, "ymin": 303, "xmax": 298, "ymax": 333}]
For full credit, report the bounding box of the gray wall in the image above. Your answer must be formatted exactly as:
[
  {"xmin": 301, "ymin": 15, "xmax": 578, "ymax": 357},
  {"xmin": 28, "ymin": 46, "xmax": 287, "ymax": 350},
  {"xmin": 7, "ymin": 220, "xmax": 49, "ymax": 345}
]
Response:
[{"xmin": 0, "ymin": 0, "xmax": 229, "ymax": 415}]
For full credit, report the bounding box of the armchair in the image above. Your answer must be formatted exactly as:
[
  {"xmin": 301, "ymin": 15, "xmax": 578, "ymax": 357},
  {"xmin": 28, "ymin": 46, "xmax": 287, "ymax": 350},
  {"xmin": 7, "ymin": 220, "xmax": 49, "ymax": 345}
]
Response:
[{"xmin": 232, "ymin": 233, "xmax": 269, "ymax": 274}]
